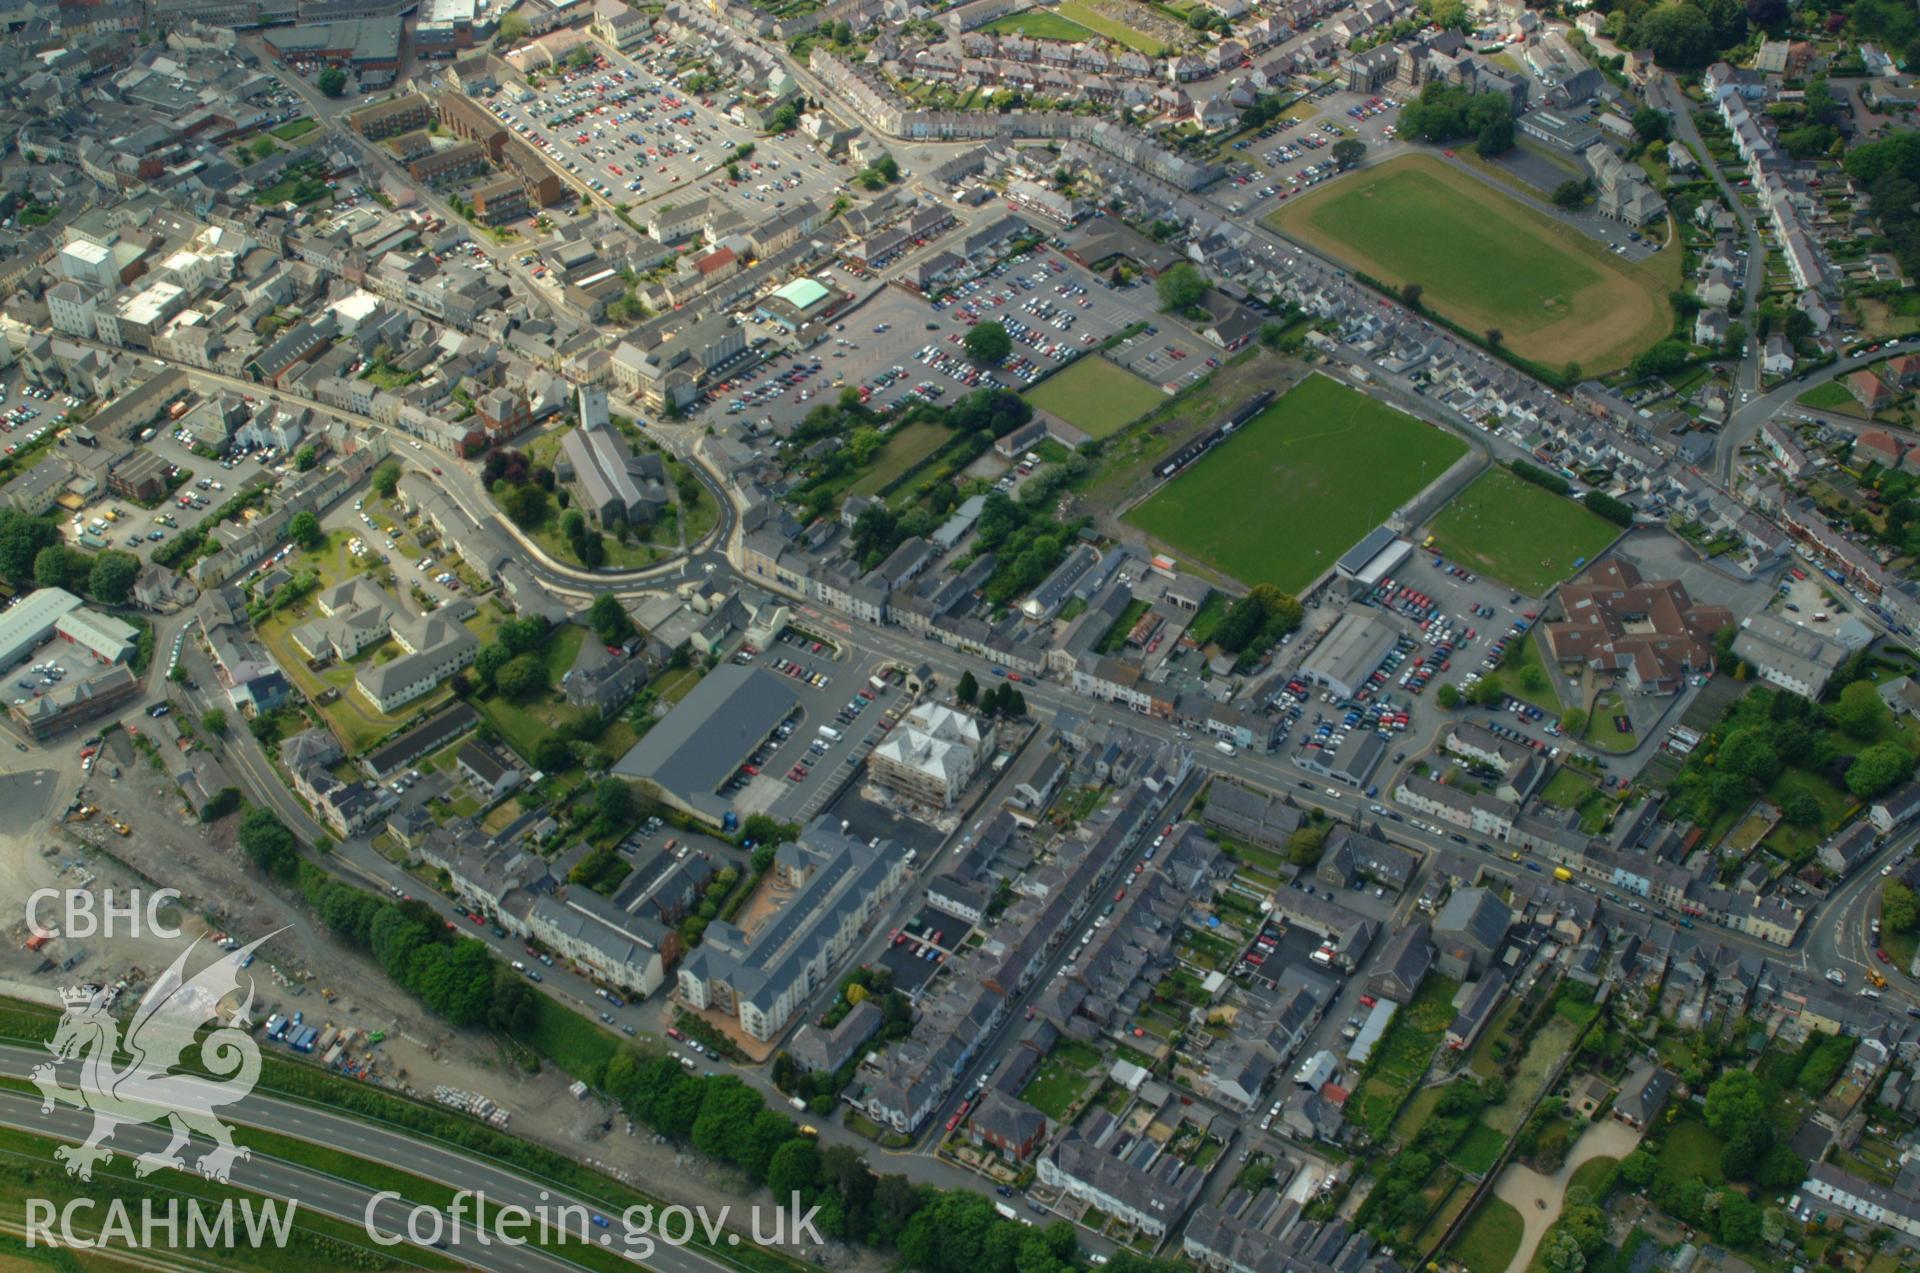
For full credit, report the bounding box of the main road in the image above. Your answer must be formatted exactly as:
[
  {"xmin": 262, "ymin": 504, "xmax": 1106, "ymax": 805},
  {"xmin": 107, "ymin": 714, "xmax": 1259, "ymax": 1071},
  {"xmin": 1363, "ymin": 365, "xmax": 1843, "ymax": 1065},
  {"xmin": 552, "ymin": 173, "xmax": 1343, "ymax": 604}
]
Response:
[{"xmin": 0, "ymin": 1044, "xmax": 788, "ymax": 1273}]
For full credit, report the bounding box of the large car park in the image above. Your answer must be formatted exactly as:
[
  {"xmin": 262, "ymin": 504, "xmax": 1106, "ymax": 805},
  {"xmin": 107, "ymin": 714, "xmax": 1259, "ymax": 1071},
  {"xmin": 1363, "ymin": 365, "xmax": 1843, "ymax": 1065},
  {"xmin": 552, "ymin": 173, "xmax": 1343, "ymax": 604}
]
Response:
[
  {"xmin": 720, "ymin": 628, "xmax": 904, "ymax": 821},
  {"xmin": 717, "ymin": 244, "xmax": 1213, "ymax": 433},
  {"xmin": 479, "ymin": 42, "xmax": 844, "ymax": 225}
]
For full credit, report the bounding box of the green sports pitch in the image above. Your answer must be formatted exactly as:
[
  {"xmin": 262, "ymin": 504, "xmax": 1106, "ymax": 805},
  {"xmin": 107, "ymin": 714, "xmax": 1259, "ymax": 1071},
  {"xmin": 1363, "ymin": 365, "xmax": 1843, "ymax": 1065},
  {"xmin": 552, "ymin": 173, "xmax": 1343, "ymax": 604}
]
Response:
[
  {"xmin": 1021, "ymin": 358, "xmax": 1164, "ymax": 439},
  {"xmin": 1124, "ymin": 374, "xmax": 1467, "ymax": 592},
  {"xmin": 1427, "ymin": 469, "xmax": 1620, "ymax": 595}
]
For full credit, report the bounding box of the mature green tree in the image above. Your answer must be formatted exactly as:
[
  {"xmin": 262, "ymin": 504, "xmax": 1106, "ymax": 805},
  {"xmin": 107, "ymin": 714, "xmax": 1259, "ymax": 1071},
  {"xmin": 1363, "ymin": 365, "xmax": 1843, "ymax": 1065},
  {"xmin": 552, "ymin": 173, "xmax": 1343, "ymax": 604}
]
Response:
[
  {"xmin": 1633, "ymin": 106, "xmax": 1672, "ymax": 143},
  {"xmin": 317, "ymin": 68, "xmax": 347, "ymax": 97},
  {"xmin": 1332, "ymin": 138, "xmax": 1367, "ymax": 168},
  {"xmin": 237, "ymin": 807, "xmax": 299, "ymax": 878},
  {"xmin": 1833, "ymin": 679, "xmax": 1892, "ymax": 740},
  {"xmin": 294, "ymin": 445, "xmax": 318, "ymax": 472},
  {"xmin": 1717, "ymin": 726, "xmax": 1781, "ymax": 784},
  {"xmin": 1635, "ymin": 2, "xmax": 1717, "ymax": 67},
  {"xmin": 1705, "ymin": 1070, "xmax": 1769, "ymax": 1142},
  {"xmin": 371, "ymin": 460, "xmax": 403, "ymax": 498},
  {"xmin": 962, "ymin": 321, "xmax": 1012, "ymax": 366},
  {"xmin": 501, "ymin": 483, "xmax": 549, "ymax": 527},
  {"xmin": 88, "ymin": 551, "xmax": 139, "ymax": 605},
  {"xmin": 955, "ymin": 670, "xmax": 978, "ymax": 705},
  {"xmin": 288, "ymin": 510, "xmax": 324, "ymax": 550},
  {"xmin": 1155, "ymin": 263, "xmax": 1208, "ymax": 312},
  {"xmin": 1848, "ymin": 741, "xmax": 1914, "ymax": 798},
  {"xmin": 1883, "ymin": 881, "xmax": 1919, "ymax": 932},
  {"xmin": 200, "ymin": 708, "xmax": 228, "ymax": 736},
  {"xmin": 588, "ymin": 594, "xmax": 633, "ymax": 644},
  {"xmin": 493, "ymin": 653, "xmax": 546, "ymax": 699}
]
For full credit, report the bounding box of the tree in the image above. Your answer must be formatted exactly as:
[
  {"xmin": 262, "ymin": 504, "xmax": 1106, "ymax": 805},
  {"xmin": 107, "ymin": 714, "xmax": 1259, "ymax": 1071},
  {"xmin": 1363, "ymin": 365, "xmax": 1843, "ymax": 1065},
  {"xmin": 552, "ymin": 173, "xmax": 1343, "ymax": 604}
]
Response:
[
  {"xmin": 1883, "ymin": 881, "xmax": 1919, "ymax": 933},
  {"xmin": 87, "ymin": 551, "xmax": 139, "ymax": 605},
  {"xmin": 1834, "ymin": 679, "xmax": 1892, "ymax": 740},
  {"xmin": 588, "ymin": 594, "xmax": 633, "ymax": 645},
  {"xmin": 955, "ymin": 670, "xmax": 978, "ymax": 705},
  {"xmin": 1705, "ymin": 1070, "xmax": 1769, "ymax": 1142},
  {"xmin": 1400, "ymin": 282, "xmax": 1424, "ymax": 310},
  {"xmin": 371, "ymin": 460, "xmax": 402, "ymax": 498},
  {"xmin": 493, "ymin": 653, "xmax": 546, "ymax": 700},
  {"xmin": 1285, "ymin": 824, "xmax": 1329, "ymax": 867},
  {"xmin": 1332, "ymin": 138, "xmax": 1366, "ymax": 168},
  {"xmin": 0, "ymin": 511, "xmax": 62, "ymax": 585},
  {"xmin": 962, "ymin": 321, "xmax": 1012, "ymax": 366},
  {"xmin": 317, "ymin": 68, "xmax": 347, "ymax": 98},
  {"xmin": 1618, "ymin": 1149, "xmax": 1658, "ymax": 1189},
  {"xmin": 1781, "ymin": 790, "xmax": 1822, "ymax": 826},
  {"xmin": 200, "ymin": 708, "xmax": 229, "ymax": 736},
  {"xmin": 1551, "ymin": 178, "xmax": 1593, "ymax": 208},
  {"xmin": 237, "ymin": 807, "xmax": 299, "ymax": 879},
  {"xmin": 1635, "ymin": 3, "xmax": 1717, "ymax": 68},
  {"xmin": 502, "ymin": 483, "xmax": 549, "ymax": 528},
  {"xmin": 294, "ymin": 445, "xmax": 318, "ymax": 472},
  {"xmin": 247, "ymin": 136, "xmax": 276, "ymax": 162},
  {"xmin": 1437, "ymin": 683, "xmax": 1462, "ymax": 709},
  {"xmin": 1718, "ymin": 726, "xmax": 1781, "ymax": 785},
  {"xmin": 1155, "ymin": 263, "xmax": 1208, "ymax": 313},
  {"xmin": 34, "ymin": 546, "xmax": 91, "ymax": 593},
  {"xmin": 1475, "ymin": 112, "xmax": 1514, "ymax": 157},
  {"xmin": 1561, "ymin": 707, "xmax": 1588, "ymax": 736},
  {"xmin": 1542, "ymin": 1229, "xmax": 1587, "ymax": 1273},
  {"xmin": 288, "ymin": 509, "xmax": 324, "ymax": 551},
  {"xmin": 1848, "ymin": 741, "xmax": 1914, "ymax": 799},
  {"xmin": 1633, "ymin": 106, "xmax": 1672, "ymax": 144},
  {"xmin": 1718, "ymin": 1192, "xmax": 1763, "ymax": 1248},
  {"xmin": 535, "ymin": 736, "xmax": 573, "ymax": 773},
  {"xmin": 496, "ymin": 10, "xmax": 529, "ymax": 44}
]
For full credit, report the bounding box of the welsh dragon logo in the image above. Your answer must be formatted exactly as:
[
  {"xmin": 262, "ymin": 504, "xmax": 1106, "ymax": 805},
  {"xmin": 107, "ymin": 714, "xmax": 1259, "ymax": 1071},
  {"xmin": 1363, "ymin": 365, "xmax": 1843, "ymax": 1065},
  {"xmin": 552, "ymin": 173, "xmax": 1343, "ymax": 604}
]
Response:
[{"xmin": 31, "ymin": 933, "xmax": 279, "ymax": 1183}]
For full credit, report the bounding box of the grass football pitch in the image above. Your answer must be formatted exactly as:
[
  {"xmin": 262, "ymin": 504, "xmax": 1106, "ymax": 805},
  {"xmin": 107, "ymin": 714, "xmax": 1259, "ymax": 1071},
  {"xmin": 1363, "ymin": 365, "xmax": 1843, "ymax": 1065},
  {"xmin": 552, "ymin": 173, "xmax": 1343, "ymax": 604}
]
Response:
[
  {"xmin": 1267, "ymin": 153, "xmax": 1674, "ymax": 375},
  {"xmin": 1124, "ymin": 373, "xmax": 1467, "ymax": 591},
  {"xmin": 1427, "ymin": 469, "xmax": 1620, "ymax": 595},
  {"xmin": 1022, "ymin": 357, "xmax": 1164, "ymax": 439}
]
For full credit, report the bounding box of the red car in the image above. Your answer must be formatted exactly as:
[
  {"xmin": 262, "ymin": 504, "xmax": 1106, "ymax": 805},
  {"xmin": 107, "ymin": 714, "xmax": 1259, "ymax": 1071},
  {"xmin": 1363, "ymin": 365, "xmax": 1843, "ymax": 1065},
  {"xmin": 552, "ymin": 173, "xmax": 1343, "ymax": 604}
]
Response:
[
  {"xmin": 1878, "ymin": 948, "xmax": 1893, "ymax": 964},
  {"xmin": 431, "ymin": 466, "xmax": 443, "ymax": 476}
]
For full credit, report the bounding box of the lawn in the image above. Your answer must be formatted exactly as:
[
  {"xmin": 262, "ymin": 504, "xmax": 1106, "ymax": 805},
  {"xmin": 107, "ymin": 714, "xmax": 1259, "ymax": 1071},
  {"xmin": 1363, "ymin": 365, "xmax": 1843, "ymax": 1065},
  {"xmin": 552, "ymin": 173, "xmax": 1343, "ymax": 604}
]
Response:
[
  {"xmin": 1567, "ymin": 1154, "xmax": 1618, "ymax": 1201},
  {"xmin": 270, "ymin": 117, "xmax": 319, "ymax": 142},
  {"xmin": 1126, "ymin": 374, "xmax": 1467, "ymax": 591},
  {"xmin": 1267, "ymin": 154, "xmax": 1674, "ymax": 374},
  {"xmin": 1450, "ymin": 1121, "xmax": 1508, "ymax": 1175},
  {"xmin": 1654, "ymin": 1118, "xmax": 1725, "ymax": 1189},
  {"xmin": 1428, "ymin": 470, "xmax": 1619, "ymax": 596},
  {"xmin": 1023, "ymin": 357, "xmax": 1164, "ymax": 439},
  {"xmin": 1584, "ymin": 689, "xmax": 1639, "ymax": 753},
  {"xmin": 1054, "ymin": 0, "xmax": 1168, "ymax": 53},
  {"xmin": 983, "ymin": 9, "xmax": 1097, "ymax": 38},
  {"xmin": 1021, "ymin": 1040, "xmax": 1103, "ymax": 1119},
  {"xmin": 1798, "ymin": 380, "xmax": 1861, "ymax": 413},
  {"xmin": 846, "ymin": 420, "xmax": 950, "ymax": 499},
  {"xmin": 1450, "ymin": 1197, "xmax": 1525, "ymax": 1273}
]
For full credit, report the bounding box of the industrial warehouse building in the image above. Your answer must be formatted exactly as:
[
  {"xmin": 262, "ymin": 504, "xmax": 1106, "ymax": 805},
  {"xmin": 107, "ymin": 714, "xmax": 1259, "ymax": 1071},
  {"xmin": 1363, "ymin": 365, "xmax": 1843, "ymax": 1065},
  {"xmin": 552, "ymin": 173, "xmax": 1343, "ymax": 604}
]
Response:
[
  {"xmin": 1334, "ymin": 527, "xmax": 1413, "ymax": 595},
  {"xmin": 756, "ymin": 276, "xmax": 839, "ymax": 330},
  {"xmin": 0, "ymin": 588, "xmax": 138, "ymax": 670},
  {"xmin": 611, "ymin": 665, "xmax": 798, "ymax": 825},
  {"xmin": 1297, "ymin": 611, "xmax": 1398, "ymax": 699}
]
